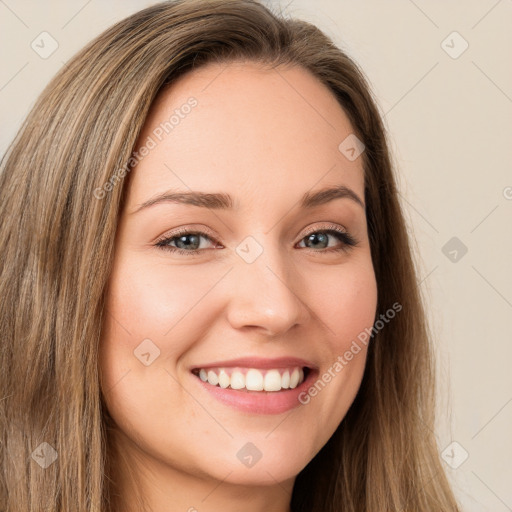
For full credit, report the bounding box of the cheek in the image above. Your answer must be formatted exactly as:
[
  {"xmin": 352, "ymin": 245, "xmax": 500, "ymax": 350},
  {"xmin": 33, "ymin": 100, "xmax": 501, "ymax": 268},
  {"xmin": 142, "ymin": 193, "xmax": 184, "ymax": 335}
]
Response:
[
  {"xmin": 98, "ymin": 256, "xmax": 230, "ymax": 426},
  {"xmin": 98, "ymin": 260, "xmax": 212, "ymax": 466},
  {"xmin": 309, "ymin": 258, "xmax": 378, "ymax": 343},
  {"xmin": 101, "ymin": 257, "xmax": 214, "ymax": 357},
  {"xmin": 98, "ymin": 258, "xmax": 192, "ymax": 414},
  {"xmin": 299, "ymin": 260, "xmax": 377, "ymax": 435}
]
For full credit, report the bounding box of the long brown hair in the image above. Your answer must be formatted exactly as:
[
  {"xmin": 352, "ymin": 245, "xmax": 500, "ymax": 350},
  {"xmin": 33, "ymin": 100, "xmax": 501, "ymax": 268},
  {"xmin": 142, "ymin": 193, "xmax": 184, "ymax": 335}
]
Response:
[{"xmin": 0, "ymin": 1, "xmax": 459, "ymax": 510}]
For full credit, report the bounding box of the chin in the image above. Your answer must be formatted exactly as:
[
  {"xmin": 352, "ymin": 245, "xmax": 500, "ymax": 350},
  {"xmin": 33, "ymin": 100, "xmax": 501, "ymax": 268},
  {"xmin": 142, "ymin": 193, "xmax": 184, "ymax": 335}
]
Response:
[
  {"xmin": 191, "ymin": 436, "xmax": 316, "ymax": 487},
  {"xmin": 213, "ymin": 462, "xmax": 303, "ymax": 487}
]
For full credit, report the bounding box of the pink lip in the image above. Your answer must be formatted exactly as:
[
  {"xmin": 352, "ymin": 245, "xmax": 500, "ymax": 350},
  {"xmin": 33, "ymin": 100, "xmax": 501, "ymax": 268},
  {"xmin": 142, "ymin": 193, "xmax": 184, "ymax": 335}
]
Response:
[
  {"xmin": 190, "ymin": 356, "xmax": 316, "ymax": 371},
  {"xmin": 190, "ymin": 357, "xmax": 318, "ymax": 415}
]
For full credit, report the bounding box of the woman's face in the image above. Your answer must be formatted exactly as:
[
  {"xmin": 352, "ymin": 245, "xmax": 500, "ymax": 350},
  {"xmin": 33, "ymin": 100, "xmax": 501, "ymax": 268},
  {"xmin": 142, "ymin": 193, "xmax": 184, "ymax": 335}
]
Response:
[{"xmin": 99, "ymin": 61, "xmax": 377, "ymax": 496}]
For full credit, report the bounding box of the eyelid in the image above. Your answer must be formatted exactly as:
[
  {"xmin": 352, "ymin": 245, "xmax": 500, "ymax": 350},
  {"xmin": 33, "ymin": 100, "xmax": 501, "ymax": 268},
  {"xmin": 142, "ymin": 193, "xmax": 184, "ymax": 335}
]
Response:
[
  {"xmin": 301, "ymin": 222, "xmax": 349, "ymax": 238},
  {"xmin": 154, "ymin": 224, "xmax": 219, "ymax": 245},
  {"xmin": 155, "ymin": 222, "xmax": 351, "ymax": 246}
]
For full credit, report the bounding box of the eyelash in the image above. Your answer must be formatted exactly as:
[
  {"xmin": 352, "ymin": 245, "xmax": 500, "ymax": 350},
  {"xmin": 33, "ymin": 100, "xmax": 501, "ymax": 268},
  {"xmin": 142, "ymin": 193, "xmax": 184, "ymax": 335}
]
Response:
[{"xmin": 154, "ymin": 224, "xmax": 359, "ymax": 257}]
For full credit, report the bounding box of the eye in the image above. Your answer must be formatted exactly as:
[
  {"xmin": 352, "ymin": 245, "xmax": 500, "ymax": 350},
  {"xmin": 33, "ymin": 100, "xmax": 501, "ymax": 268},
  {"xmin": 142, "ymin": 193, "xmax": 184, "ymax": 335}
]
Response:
[
  {"xmin": 154, "ymin": 223, "xmax": 359, "ymax": 256},
  {"xmin": 297, "ymin": 224, "xmax": 358, "ymax": 254},
  {"xmin": 155, "ymin": 228, "xmax": 220, "ymax": 256}
]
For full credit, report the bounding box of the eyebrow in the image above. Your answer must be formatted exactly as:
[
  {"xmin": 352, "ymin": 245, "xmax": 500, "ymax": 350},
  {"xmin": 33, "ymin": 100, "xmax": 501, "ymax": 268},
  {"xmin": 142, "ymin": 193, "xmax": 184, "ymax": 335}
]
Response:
[{"xmin": 130, "ymin": 184, "xmax": 365, "ymax": 214}]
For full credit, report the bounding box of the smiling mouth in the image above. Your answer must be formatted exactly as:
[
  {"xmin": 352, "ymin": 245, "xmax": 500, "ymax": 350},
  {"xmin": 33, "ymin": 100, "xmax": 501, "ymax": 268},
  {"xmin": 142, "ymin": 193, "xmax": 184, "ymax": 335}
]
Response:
[{"xmin": 191, "ymin": 366, "xmax": 310, "ymax": 392}]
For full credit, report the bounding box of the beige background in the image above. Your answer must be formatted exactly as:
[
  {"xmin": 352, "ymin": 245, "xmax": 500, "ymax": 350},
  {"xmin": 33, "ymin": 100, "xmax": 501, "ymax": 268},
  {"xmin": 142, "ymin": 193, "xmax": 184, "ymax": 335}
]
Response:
[{"xmin": 1, "ymin": 1, "xmax": 511, "ymax": 510}]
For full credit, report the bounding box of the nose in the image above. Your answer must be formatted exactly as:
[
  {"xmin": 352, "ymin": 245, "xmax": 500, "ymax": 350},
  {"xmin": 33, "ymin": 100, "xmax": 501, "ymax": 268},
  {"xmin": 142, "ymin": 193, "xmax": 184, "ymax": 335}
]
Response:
[{"xmin": 224, "ymin": 241, "xmax": 308, "ymax": 337}]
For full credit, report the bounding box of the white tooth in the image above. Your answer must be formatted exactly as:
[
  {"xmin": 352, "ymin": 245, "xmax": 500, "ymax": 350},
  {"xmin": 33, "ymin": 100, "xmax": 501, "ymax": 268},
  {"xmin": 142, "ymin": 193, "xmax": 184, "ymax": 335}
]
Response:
[
  {"xmin": 218, "ymin": 369, "xmax": 230, "ymax": 388},
  {"xmin": 264, "ymin": 369, "xmax": 282, "ymax": 392},
  {"xmin": 199, "ymin": 369, "xmax": 208, "ymax": 382},
  {"xmin": 245, "ymin": 369, "xmax": 264, "ymax": 391},
  {"xmin": 298, "ymin": 367, "xmax": 304, "ymax": 384},
  {"xmin": 281, "ymin": 370, "xmax": 290, "ymax": 389},
  {"xmin": 289, "ymin": 368, "xmax": 300, "ymax": 389},
  {"xmin": 230, "ymin": 371, "xmax": 245, "ymax": 390},
  {"xmin": 207, "ymin": 370, "xmax": 219, "ymax": 386}
]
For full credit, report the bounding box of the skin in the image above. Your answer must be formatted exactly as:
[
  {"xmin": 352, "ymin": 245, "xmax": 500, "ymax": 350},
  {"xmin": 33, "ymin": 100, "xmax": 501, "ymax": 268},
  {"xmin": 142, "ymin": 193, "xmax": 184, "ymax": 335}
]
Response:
[{"xmin": 99, "ymin": 60, "xmax": 378, "ymax": 512}]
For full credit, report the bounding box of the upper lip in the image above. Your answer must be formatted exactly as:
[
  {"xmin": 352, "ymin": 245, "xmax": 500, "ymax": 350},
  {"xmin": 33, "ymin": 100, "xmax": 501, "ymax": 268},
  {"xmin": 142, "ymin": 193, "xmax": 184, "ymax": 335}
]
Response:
[{"xmin": 190, "ymin": 356, "xmax": 317, "ymax": 371}]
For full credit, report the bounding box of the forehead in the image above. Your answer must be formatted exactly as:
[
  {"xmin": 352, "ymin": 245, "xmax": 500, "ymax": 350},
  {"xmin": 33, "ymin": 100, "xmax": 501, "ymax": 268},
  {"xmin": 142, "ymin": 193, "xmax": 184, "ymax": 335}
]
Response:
[{"xmin": 125, "ymin": 61, "xmax": 364, "ymax": 211}]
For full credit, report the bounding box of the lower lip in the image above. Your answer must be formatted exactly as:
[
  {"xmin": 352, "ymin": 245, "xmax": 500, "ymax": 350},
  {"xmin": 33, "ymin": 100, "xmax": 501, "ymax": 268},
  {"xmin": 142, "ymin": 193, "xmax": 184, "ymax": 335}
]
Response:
[{"xmin": 192, "ymin": 369, "xmax": 317, "ymax": 415}]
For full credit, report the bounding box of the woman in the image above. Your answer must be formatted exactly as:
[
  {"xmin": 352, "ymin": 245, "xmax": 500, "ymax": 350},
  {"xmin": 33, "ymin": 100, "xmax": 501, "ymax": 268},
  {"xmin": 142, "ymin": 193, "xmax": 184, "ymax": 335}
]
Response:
[{"xmin": 0, "ymin": 0, "xmax": 460, "ymax": 510}]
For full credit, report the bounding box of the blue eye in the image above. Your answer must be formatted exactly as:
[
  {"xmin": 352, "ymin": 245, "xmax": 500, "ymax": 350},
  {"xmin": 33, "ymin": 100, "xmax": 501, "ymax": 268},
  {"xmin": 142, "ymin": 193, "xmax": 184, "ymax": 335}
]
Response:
[
  {"xmin": 298, "ymin": 228, "xmax": 358, "ymax": 252},
  {"xmin": 155, "ymin": 231, "xmax": 217, "ymax": 256},
  {"xmin": 155, "ymin": 224, "xmax": 358, "ymax": 256}
]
